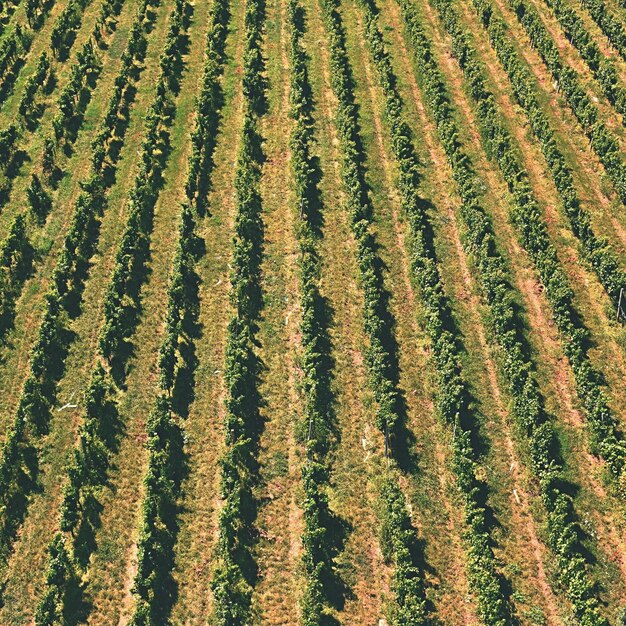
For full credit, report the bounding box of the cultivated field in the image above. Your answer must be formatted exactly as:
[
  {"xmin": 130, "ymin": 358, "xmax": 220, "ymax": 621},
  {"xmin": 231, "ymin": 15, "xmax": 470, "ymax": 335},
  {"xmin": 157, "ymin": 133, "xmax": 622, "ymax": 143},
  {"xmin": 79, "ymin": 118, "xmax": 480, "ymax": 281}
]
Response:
[{"xmin": 2, "ymin": 0, "xmax": 626, "ymax": 622}]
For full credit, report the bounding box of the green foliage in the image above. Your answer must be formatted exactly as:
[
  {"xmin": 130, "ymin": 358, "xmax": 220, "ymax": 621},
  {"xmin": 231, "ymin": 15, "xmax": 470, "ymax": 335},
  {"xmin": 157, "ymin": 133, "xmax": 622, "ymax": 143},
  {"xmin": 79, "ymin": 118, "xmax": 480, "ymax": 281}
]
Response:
[
  {"xmin": 470, "ymin": 0, "xmax": 626, "ymax": 482},
  {"xmin": 210, "ymin": 0, "xmax": 266, "ymax": 622},
  {"xmin": 503, "ymin": 0, "xmax": 626, "ymax": 206},
  {"xmin": 578, "ymin": 0, "xmax": 626, "ymax": 63},
  {"xmin": 541, "ymin": 0, "xmax": 626, "ymax": 118},
  {"xmin": 5, "ymin": 0, "xmax": 183, "ymax": 616},
  {"xmin": 34, "ymin": 534, "xmax": 75, "ymax": 626},
  {"xmin": 0, "ymin": 124, "xmax": 18, "ymax": 170},
  {"xmin": 27, "ymin": 173, "xmax": 52, "ymax": 223},
  {"xmin": 50, "ymin": 0, "xmax": 92, "ymax": 59},
  {"xmin": 184, "ymin": 0, "xmax": 230, "ymax": 208},
  {"xmin": 287, "ymin": 1, "xmax": 346, "ymax": 622},
  {"xmin": 0, "ymin": 214, "xmax": 30, "ymax": 336},
  {"xmin": 379, "ymin": 478, "xmax": 428, "ymax": 626},
  {"xmin": 466, "ymin": 0, "xmax": 626, "ymax": 481},
  {"xmin": 127, "ymin": 0, "xmax": 231, "ymax": 620},
  {"xmin": 99, "ymin": 0, "xmax": 189, "ymax": 363},
  {"xmin": 356, "ymin": 0, "xmax": 512, "ymax": 620},
  {"xmin": 18, "ymin": 52, "xmax": 50, "ymax": 121},
  {"xmin": 25, "ymin": 0, "xmax": 54, "ymax": 28},
  {"xmin": 320, "ymin": 0, "xmax": 401, "ymax": 445},
  {"xmin": 52, "ymin": 39, "xmax": 102, "ymax": 142},
  {"xmin": 0, "ymin": 25, "xmax": 30, "ymax": 85},
  {"xmin": 42, "ymin": 136, "xmax": 55, "ymax": 176},
  {"xmin": 410, "ymin": 0, "xmax": 613, "ymax": 621},
  {"xmin": 57, "ymin": 364, "xmax": 112, "ymax": 534},
  {"xmin": 128, "ymin": 395, "xmax": 182, "ymax": 626}
]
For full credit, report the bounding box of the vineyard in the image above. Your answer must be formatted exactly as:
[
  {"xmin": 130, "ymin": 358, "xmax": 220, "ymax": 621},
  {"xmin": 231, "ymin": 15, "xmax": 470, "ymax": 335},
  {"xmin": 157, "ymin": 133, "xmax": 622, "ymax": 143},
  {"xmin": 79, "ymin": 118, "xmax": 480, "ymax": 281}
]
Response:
[{"xmin": 3, "ymin": 0, "xmax": 626, "ymax": 621}]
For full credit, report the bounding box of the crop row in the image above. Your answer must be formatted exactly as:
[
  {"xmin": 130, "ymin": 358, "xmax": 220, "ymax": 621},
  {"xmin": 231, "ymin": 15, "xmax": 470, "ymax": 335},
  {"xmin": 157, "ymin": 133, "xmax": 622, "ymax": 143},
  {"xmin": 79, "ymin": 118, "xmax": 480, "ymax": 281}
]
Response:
[
  {"xmin": 0, "ymin": 216, "xmax": 30, "ymax": 333},
  {"xmin": 543, "ymin": 0, "xmax": 626, "ymax": 119},
  {"xmin": 209, "ymin": 0, "xmax": 266, "ymax": 621},
  {"xmin": 0, "ymin": 0, "xmax": 92, "ymax": 107},
  {"xmin": 0, "ymin": 0, "xmax": 151, "ymax": 568},
  {"xmin": 0, "ymin": 0, "xmax": 128, "ymax": 348},
  {"xmin": 183, "ymin": 0, "xmax": 229, "ymax": 211},
  {"xmin": 320, "ymin": 0, "xmax": 403, "ymax": 464},
  {"xmin": 128, "ymin": 210, "xmax": 195, "ymax": 626},
  {"xmin": 51, "ymin": 39, "xmax": 101, "ymax": 142},
  {"xmin": 0, "ymin": 0, "xmax": 158, "ymax": 610},
  {"xmin": 0, "ymin": 23, "xmax": 27, "ymax": 83},
  {"xmin": 25, "ymin": 0, "xmax": 53, "ymax": 29},
  {"xmin": 469, "ymin": 0, "xmax": 626, "ymax": 485},
  {"xmin": 98, "ymin": 0, "xmax": 188, "ymax": 363},
  {"xmin": 505, "ymin": 0, "xmax": 626, "ymax": 210},
  {"xmin": 34, "ymin": 0, "xmax": 192, "ymax": 620},
  {"xmin": 18, "ymin": 51, "xmax": 51, "ymax": 126},
  {"xmin": 350, "ymin": 1, "xmax": 443, "ymax": 623},
  {"xmin": 579, "ymin": 0, "xmax": 626, "ymax": 63},
  {"xmin": 0, "ymin": 123, "xmax": 31, "ymax": 336},
  {"xmin": 1, "ymin": 0, "xmax": 23, "ymax": 35},
  {"xmin": 2, "ymin": 0, "xmax": 124, "ymax": 162},
  {"xmin": 128, "ymin": 0, "xmax": 231, "ymax": 620},
  {"xmin": 468, "ymin": 0, "xmax": 626, "ymax": 483},
  {"xmin": 50, "ymin": 0, "xmax": 93, "ymax": 59},
  {"xmin": 401, "ymin": 0, "xmax": 609, "ymax": 622},
  {"xmin": 18, "ymin": 0, "xmax": 123, "ymax": 129},
  {"xmin": 349, "ymin": 0, "xmax": 513, "ymax": 621},
  {"xmin": 470, "ymin": 0, "xmax": 626, "ymax": 307},
  {"xmin": 286, "ymin": 0, "xmax": 341, "ymax": 622}
]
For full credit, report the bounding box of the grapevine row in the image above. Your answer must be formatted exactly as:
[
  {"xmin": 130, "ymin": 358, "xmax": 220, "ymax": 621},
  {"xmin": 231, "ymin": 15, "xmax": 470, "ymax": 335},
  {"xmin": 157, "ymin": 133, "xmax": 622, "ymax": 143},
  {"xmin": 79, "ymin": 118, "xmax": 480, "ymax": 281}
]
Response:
[
  {"xmin": 18, "ymin": 51, "xmax": 51, "ymax": 127},
  {"xmin": 319, "ymin": 0, "xmax": 403, "ymax": 451},
  {"xmin": 465, "ymin": 0, "xmax": 626, "ymax": 484},
  {"xmin": 467, "ymin": 0, "xmax": 626, "ymax": 305},
  {"xmin": 0, "ymin": 24, "xmax": 30, "ymax": 102},
  {"xmin": 286, "ymin": 1, "xmax": 342, "ymax": 622},
  {"xmin": 127, "ymin": 212, "xmax": 195, "ymax": 626},
  {"xmin": 0, "ymin": 127, "xmax": 31, "ymax": 339},
  {"xmin": 0, "ymin": 0, "xmax": 157, "ymax": 587},
  {"xmin": 16, "ymin": 0, "xmax": 124, "ymax": 130},
  {"xmin": 98, "ymin": 0, "xmax": 188, "ymax": 365},
  {"xmin": 579, "ymin": 0, "xmax": 626, "ymax": 63},
  {"xmin": 0, "ymin": 0, "xmax": 130, "ymax": 346},
  {"xmin": 503, "ymin": 0, "xmax": 626, "ymax": 208},
  {"xmin": 209, "ymin": 0, "xmax": 266, "ymax": 620},
  {"xmin": 540, "ymin": 0, "xmax": 626, "ymax": 120},
  {"xmin": 128, "ymin": 0, "xmax": 230, "ymax": 620},
  {"xmin": 34, "ymin": 0, "xmax": 192, "ymax": 620},
  {"xmin": 0, "ymin": 0, "xmax": 93, "ymax": 107},
  {"xmin": 184, "ymin": 0, "xmax": 229, "ymax": 211},
  {"xmin": 351, "ymin": 1, "xmax": 449, "ymax": 623},
  {"xmin": 0, "ymin": 24, "xmax": 27, "ymax": 80},
  {"xmin": 52, "ymin": 38, "xmax": 102, "ymax": 143},
  {"xmin": 400, "ymin": 0, "xmax": 609, "ymax": 621},
  {"xmin": 25, "ymin": 0, "xmax": 53, "ymax": 29},
  {"xmin": 9, "ymin": 0, "xmax": 119, "ymax": 114},
  {"xmin": 322, "ymin": 0, "xmax": 512, "ymax": 621},
  {"xmin": 0, "ymin": 0, "xmax": 22, "ymax": 36},
  {"xmin": 50, "ymin": 0, "xmax": 93, "ymax": 59},
  {"xmin": 0, "ymin": 216, "xmax": 30, "ymax": 336}
]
